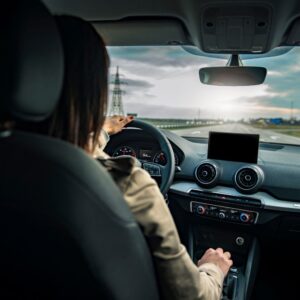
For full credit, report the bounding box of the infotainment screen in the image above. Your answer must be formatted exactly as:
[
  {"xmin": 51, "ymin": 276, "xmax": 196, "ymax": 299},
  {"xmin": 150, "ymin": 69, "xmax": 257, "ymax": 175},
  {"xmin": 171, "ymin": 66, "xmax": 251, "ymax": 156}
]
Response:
[{"xmin": 207, "ymin": 132, "xmax": 259, "ymax": 163}]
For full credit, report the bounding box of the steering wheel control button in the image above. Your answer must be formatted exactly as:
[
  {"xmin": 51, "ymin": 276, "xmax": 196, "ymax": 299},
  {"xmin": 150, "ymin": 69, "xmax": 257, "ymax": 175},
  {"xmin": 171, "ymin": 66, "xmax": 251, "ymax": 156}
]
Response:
[
  {"xmin": 143, "ymin": 163, "xmax": 161, "ymax": 177},
  {"xmin": 235, "ymin": 237, "xmax": 245, "ymax": 246},
  {"xmin": 194, "ymin": 160, "xmax": 220, "ymax": 187},
  {"xmin": 190, "ymin": 201, "xmax": 258, "ymax": 224}
]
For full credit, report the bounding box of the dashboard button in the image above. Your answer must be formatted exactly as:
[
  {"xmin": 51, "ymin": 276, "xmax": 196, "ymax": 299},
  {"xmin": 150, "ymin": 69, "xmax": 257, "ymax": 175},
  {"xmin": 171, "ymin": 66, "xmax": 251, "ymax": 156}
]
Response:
[
  {"xmin": 197, "ymin": 205, "xmax": 206, "ymax": 215},
  {"xmin": 240, "ymin": 213, "xmax": 251, "ymax": 223},
  {"xmin": 218, "ymin": 212, "xmax": 226, "ymax": 219},
  {"xmin": 235, "ymin": 236, "xmax": 245, "ymax": 246}
]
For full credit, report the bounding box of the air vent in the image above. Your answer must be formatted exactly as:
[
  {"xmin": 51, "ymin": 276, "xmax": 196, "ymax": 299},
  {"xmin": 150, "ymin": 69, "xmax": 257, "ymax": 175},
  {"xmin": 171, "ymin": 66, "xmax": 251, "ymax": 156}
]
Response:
[
  {"xmin": 195, "ymin": 160, "xmax": 219, "ymax": 187},
  {"xmin": 234, "ymin": 166, "xmax": 264, "ymax": 193}
]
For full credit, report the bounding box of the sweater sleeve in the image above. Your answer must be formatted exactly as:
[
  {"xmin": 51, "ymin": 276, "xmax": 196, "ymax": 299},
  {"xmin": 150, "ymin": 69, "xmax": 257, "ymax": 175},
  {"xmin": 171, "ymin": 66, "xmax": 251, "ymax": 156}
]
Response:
[
  {"xmin": 123, "ymin": 167, "xmax": 224, "ymax": 300},
  {"xmin": 93, "ymin": 129, "xmax": 110, "ymax": 158}
]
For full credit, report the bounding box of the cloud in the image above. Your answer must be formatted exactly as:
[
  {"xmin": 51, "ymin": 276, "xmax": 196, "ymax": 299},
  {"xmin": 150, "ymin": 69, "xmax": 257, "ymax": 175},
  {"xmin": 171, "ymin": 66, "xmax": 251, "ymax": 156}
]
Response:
[
  {"xmin": 121, "ymin": 101, "xmax": 200, "ymax": 118},
  {"xmin": 107, "ymin": 46, "xmax": 225, "ymax": 81},
  {"xmin": 267, "ymin": 70, "xmax": 281, "ymax": 77},
  {"xmin": 110, "ymin": 76, "xmax": 154, "ymax": 89},
  {"xmin": 122, "ymin": 78, "xmax": 154, "ymax": 88},
  {"xmin": 108, "ymin": 46, "xmax": 216, "ymax": 68}
]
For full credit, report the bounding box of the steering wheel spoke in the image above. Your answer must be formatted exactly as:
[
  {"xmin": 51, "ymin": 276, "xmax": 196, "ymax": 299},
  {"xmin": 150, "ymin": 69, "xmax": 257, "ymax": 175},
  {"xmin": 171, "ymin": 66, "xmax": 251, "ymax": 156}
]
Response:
[{"xmin": 125, "ymin": 120, "xmax": 175, "ymax": 195}]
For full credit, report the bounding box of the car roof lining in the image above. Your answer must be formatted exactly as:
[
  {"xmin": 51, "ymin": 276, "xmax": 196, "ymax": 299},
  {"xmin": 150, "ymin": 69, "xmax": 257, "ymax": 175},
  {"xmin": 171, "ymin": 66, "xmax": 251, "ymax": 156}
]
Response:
[{"xmin": 43, "ymin": 0, "xmax": 300, "ymax": 50}]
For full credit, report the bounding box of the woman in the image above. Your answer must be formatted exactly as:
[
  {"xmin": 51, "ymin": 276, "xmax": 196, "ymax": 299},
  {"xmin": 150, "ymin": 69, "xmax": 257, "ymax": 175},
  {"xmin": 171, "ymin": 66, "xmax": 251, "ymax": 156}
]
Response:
[{"xmin": 42, "ymin": 15, "xmax": 233, "ymax": 300}]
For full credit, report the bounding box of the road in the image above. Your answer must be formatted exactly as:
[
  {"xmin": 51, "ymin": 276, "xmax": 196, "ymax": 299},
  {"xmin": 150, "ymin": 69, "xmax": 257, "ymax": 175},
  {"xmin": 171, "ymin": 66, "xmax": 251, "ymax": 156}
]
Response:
[{"xmin": 172, "ymin": 123, "xmax": 300, "ymax": 145}]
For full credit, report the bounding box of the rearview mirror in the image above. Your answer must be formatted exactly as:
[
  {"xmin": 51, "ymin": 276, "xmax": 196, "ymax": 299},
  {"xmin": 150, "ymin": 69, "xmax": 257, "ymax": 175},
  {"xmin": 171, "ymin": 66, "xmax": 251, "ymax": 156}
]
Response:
[{"xmin": 199, "ymin": 66, "xmax": 267, "ymax": 86}]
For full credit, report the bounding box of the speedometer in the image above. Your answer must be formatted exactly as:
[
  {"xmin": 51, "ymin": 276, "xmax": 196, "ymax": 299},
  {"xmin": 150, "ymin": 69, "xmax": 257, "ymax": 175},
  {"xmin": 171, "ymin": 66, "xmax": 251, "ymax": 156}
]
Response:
[
  {"xmin": 153, "ymin": 151, "xmax": 179, "ymax": 165},
  {"xmin": 113, "ymin": 146, "xmax": 136, "ymax": 158}
]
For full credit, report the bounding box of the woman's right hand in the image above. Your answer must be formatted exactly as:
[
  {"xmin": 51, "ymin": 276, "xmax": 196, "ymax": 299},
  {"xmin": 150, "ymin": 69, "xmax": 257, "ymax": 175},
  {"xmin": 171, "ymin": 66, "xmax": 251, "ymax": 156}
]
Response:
[
  {"xmin": 103, "ymin": 115, "xmax": 133, "ymax": 135},
  {"xmin": 197, "ymin": 248, "xmax": 233, "ymax": 276}
]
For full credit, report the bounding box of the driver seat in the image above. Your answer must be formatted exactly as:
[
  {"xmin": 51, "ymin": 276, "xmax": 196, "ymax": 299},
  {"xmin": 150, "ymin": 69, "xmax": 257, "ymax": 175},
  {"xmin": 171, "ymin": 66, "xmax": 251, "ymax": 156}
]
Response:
[{"xmin": 0, "ymin": 1, "xmax": 159, "ymax": 299}]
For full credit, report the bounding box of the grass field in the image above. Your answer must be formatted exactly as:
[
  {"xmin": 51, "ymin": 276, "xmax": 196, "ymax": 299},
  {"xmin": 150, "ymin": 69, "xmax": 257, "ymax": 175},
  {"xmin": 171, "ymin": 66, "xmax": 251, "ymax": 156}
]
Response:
[
  {"xmin": 253, "ymin": 124, "xmax": 300, "ymax": 138},
  {"xmin": 276, "ymin": 130, "xmax": 300, "ymax": 138},
  {"xmin": 253, "ymin": 124, "xmax": 300, "ymax": 130},
  {"xmin": 139, "ymin": 118, "xmax": 220, "ymax": 130}
]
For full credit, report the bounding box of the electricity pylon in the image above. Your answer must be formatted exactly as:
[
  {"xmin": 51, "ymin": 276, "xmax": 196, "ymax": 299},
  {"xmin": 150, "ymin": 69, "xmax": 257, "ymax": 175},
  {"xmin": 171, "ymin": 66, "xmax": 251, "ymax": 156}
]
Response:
[{"xmin": 109, "ymin": 66, "xmax": 125, "ymax": 116}]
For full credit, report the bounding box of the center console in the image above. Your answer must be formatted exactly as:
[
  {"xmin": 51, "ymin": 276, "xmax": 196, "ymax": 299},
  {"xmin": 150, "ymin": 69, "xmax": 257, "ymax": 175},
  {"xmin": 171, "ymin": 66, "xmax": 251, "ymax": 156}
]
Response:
[
  {"xmin": 171, "ymin": 132, "xmax": 264, "ymax": 300},
  {"xmin": 188, "ymin": 222, "xmax": 260, "ymax": 300},
  {"xmin": 166, "ymin": 130, "xmax": 300, "ymax": 299},
  {"xmin": 170, "ymin": 182, "xmax": 262, "ymax": 299}
]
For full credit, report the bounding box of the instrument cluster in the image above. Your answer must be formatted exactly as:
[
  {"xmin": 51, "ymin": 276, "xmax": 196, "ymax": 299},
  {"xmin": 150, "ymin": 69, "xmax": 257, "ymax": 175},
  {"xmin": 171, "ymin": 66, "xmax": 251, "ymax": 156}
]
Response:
[{"xmin": 112, "ymin": 145, "xmax": 180, "ymax": 166}]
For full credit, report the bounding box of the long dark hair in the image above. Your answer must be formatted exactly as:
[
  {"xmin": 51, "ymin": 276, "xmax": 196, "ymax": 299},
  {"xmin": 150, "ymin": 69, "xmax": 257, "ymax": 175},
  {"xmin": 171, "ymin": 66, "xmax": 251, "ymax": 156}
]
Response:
[{"xmin": 46, "ymin": 15, "xmax": 109, "ymax": 152}]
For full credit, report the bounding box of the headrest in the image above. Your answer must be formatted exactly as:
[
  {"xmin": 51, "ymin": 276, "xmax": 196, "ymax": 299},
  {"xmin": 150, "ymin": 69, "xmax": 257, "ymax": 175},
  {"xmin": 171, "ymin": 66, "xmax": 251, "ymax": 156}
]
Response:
[{"xmin": 0, "ymin": 0, "xmax": 64, "ymax": 122}]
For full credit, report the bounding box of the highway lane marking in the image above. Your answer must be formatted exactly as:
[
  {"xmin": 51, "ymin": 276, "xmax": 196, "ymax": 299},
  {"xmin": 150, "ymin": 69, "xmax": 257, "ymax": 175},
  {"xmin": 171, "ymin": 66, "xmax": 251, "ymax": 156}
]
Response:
[
  {"xmin": 192, "ymin": 131, "xmax": 201, "ymax": 134},
  {"xmin": 270, "ymin": 135, "xmax": 280, "ymax": 140}
]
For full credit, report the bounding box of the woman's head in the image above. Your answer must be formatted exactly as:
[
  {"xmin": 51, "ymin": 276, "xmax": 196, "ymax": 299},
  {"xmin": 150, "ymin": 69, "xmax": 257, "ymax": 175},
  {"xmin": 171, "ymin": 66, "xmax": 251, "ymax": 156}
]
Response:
[{"xmin": 46, "ymin": 15, "xmax": 109, "ymax": 152}]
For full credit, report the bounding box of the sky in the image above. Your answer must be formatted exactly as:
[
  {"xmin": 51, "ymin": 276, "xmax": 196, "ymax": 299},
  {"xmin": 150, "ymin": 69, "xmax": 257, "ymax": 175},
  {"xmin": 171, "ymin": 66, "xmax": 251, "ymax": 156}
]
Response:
[{"xmin": 107, "ymin": 46, "xmax": 300, "ymax": 120}]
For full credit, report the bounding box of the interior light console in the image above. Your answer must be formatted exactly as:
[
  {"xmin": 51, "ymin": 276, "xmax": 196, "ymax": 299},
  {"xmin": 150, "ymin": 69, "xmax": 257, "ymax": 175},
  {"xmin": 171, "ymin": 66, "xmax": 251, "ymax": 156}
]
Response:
[{"xmin": 200, "ymin": 4, "xmax": 272, "ymax": 53}]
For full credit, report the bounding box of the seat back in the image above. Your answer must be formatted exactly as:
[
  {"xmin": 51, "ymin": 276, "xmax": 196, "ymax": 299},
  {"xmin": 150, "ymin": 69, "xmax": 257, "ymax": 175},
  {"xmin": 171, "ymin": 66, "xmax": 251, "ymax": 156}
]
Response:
[
  {"xmin": 0, "ymin": 131, "xmax": 159, "ymax": 299},
  {"xmin": 0, "ymin": 1, "xmax": 159, "ymax": 299}
]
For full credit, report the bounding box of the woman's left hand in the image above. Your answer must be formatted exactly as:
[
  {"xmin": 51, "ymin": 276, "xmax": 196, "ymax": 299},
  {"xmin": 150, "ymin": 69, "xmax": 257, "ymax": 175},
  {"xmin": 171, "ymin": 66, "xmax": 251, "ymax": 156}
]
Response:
[{"xmin": 103, "ymin": 115, "xmax": 134, "ymax": 135}]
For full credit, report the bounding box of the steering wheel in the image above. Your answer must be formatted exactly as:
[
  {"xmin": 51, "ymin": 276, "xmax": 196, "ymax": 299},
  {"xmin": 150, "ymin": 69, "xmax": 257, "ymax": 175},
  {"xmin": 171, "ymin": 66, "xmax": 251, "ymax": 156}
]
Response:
[{"xmin": 125, "ymin": 119, "xmax": 175, "ymax": 196}]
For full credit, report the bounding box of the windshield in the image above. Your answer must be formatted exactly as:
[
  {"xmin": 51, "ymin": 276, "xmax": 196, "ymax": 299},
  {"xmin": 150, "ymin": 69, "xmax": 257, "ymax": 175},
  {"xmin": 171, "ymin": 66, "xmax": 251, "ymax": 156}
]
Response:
[{"xmin": 107, "ymin": 46, "xmax": 300, "ymax": 145}]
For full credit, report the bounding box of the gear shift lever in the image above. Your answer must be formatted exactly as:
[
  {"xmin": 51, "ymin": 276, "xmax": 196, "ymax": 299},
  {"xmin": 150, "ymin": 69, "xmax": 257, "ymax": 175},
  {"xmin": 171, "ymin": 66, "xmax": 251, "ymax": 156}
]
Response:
[{"xmin": 222, "ymin": 268, "xmax": 238, "ymax": 300}]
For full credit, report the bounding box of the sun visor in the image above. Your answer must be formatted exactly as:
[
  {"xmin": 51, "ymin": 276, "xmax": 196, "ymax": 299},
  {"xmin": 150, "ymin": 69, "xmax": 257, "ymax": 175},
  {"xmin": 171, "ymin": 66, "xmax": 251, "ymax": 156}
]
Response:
[
  {"xmin": 285, "ymin": 19, "xmax": 300, "ymax": 45},
  {"xmin": 93, "ymin": 19, "xmax": 191, "ymax": 46}
]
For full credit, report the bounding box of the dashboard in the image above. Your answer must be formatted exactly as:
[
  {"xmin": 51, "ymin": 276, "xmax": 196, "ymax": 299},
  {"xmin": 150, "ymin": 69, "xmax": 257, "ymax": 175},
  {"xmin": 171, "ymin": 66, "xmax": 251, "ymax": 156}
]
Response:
[
  {"xmin": 105, "ymin": 128, "xmax": 300, "ymax": 239},
  {"xmin": 106, "ymin": 128, "xmax": 300, "ymax": 202}
]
